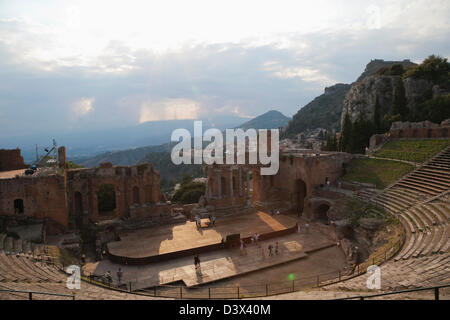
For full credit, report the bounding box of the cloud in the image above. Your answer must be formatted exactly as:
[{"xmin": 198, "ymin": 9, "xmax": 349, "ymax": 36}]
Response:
[
  {"xmin": 139, "ymin": 98, "xmax": 201, "ymax": 122},
  {"xmin": 0, "ymin": 0, "xmax": 449, "ymax": 140},
  {"xmin": 72, "ymin": 97, "xmax": 94, "ymax": 117}
]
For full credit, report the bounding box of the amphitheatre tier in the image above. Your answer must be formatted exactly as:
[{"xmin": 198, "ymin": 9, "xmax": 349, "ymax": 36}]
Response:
[{"xmin": 107, "ymin": 211, "xmax": 298, "ymax": 259}]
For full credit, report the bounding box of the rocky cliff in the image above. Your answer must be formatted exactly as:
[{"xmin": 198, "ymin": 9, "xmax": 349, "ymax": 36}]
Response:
[{"xmin": 341, "ymin": 57, "xmax": 449, "ymax": 128}]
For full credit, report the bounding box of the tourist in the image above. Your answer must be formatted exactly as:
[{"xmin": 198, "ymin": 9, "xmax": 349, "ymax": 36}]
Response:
[
  {"xmin": 80, "ymin": 253, "xmax": 86, "ymax": 265},
  {"xmin": 357, "ymin": 190, "xmax": 361, "ymax": 197},
  {"xmin": 255, "ymin": 233, "xmax": 260, "ymax": 245},
  {"xmin": 104, "ymin": 270, "xmax": 112, "ymax": 286},
  {"xmin": 240, "ymin": 239, "xmax": 244, "ymax": 255},
  {"xmin": 297, "ymin": 223, "xmax": 301, "ymax": 233},
  {"xmin": 276, "ymin": 209, "xmax": 280, "ymax": 215},
  {"xmin": 268, "ymin": 244, "xmax": 273, "ymax": 256},
  {"xmin": 117, "ymin": 268, "xmax": 123, "ymax": 284},
  {"xmin": 275, "ymin": 242, "xmax": 279, "ymax": 255},
  {"xmin": 326, "ymin": 180, "xmax": 330, "ymax": 190},
  {"xmin": 305, "ymin": 223, "xmax": 309, "ymax": 233},
  {"xmin": 210, "ymin": 215, "xmax": 216, "ymax": 227},
  {"xmin": 243, "ymin": 242, "xmax": 248, "ymax": 255}
]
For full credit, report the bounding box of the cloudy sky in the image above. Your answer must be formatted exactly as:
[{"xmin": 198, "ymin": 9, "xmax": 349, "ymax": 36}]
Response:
[{"xmin": 0, "ymin": 0, "xmax": 449, "ymax": 139}]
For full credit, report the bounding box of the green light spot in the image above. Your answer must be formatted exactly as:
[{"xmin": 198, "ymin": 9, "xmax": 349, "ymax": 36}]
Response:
[{"xmin": 288, "ymin": 274, "xmax": 295, "ymax": 281}]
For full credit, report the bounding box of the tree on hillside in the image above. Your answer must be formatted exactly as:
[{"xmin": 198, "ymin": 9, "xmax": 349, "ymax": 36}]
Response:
[
  {"xmin": 404, "ymin": 55, "xmax": 450, "ymax": 86},
  {"xmin": 390, "ymin": 77, "xmax": 408, "ymax": 121},
  {"xmin": 418, "ymin": 94, "xmax": 450, "ymax": 124},
  {"xmin": 373, "ymin": 96, "xmax": 382, "ymax": 133},
  {"xmin": 340, "ymin": 113, "xmax": 353, "ymax": 153}
]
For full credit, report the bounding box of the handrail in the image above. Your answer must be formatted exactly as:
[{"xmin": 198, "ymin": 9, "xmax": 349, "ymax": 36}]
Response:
[
  {"xmin": 334, "ymin": 284, "xmax": 450, "ymax": 300},
  {"xmin": 0, "ymin": 288, "xmax": 75, "ymax": 300}
]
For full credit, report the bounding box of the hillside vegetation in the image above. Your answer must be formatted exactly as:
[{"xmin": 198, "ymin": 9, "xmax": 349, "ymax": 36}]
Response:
[
  {"xmin": 373, "ymin": 139, "xmax": 450, "ymax": 163},
  {"xmin": 282, "ymin": 83, "xmax": 351, "ymax": 138},
  {"xmin": 342, "ymin": 158, "xmax": 414, "ymax": 189}
]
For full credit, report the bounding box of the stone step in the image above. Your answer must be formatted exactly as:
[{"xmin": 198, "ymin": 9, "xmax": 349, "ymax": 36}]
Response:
[
  {"xmin": 403, "ymin": 211, "xmax": 423, "ymax": 232},
  {"xmin": 396, "ymin": 181, "xmax": 439, "ymax": 195},
  {"xmin": 5, "ymin": 255, "xmax": 43, "ymax": 283},
  {"xmin": 402, "ymin": 230, "xmax": 424, "ymax": 260},
  {"xmin": 401, "ymin": 177, "xmax": 447, "ymax": 193},
  {"xmin": 412, "ymin": 229, "xmax": 433, "ymax": 258},
  {"xmin": 408, "ymin": 173, "xmax": 450, "ymax": 188},
  {"xmin": 410, "ymin": 208, "xmax": 430, "ymax": 230},
  {"xmin": 0, "ymin": 253, "xmax": 30, "ymax": 281},
  {"xmin": 381, "ymin": 191, "xmax": 414, "ymax": 208},
  {"xmin": 395, "ymin": 222, "xmax": 416, "ymax": 261},
  {"xmin": 421, "ymin": 226, "xmax": 441, "ymax": 256},
  {"xmin": 423, "ymin": 203, "xmax": 446, "ymax": 225},
  {"xmin": 418, "ymin": 167, "xmax": 450, "ymax": 177},
  {"xmin": 385, "ymin": 189, "xmax": 418, "ymax": 205},
  {"xmin": 373, "ymin": 196, "xmax": 405, "ymax": 214},
  {"xmin": 413, "ymin": 168, "xmax": 450, "ymax": 181},
  {"xmin": 411, "ymin": 206, "xmax": 435, "ymax": 227},
  {"xmin": 433, "ymin": 224, "xmax": 449, "ymax": 254},
  {"xmin": 434, "ymin": 203, "xmax": 450, "ymax": 221},
  {"xmin": 399, "ymin": 213, "xmax": 416, "ymax": 234}
]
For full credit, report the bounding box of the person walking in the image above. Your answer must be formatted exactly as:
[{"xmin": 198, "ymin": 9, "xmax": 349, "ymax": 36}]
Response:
[
  {"xmin": 117, "ymin": 268, "xmax": 123, "ymax": 284},
  {"xmin": 297, "ymin": 223, "xmax": 301, "ymax": 233},
  {"xmin": 305, "ymin": 223, "xmax": 309, "ymax": 234},
  {"xmin": 268, "ymin": 244, "xmax": 273, "ymax": 256}
]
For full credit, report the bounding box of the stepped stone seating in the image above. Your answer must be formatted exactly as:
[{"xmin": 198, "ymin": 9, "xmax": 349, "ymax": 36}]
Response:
[
  {"xmin": 0, "ymin": 234, "xmax": 163, "ymax": 300},
  {"xmin": 371, "ymin": 146, "xmax": 450, "ymax": 214}
]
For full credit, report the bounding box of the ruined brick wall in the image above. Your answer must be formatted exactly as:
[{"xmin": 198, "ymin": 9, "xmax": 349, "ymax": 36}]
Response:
[
  {"xmin": 389, "ymin": 119, "xmax": 450, "ymax": 139},
  {"xmin": 0, "ymin": 149, "xmax": 27, "ymax": 172},
  {"xmin": 204, "ymin": 164, "xmax": 250, "ymax": 209},
  {"xmin": 252, "ymin": 153, "xmax": 352, "ymax": 212},
  {"xmin": 66, "ymin": 162, "xmax": 163, "ymax": 224},
  {"xmin": 0, "ymin": 174, "xmax": 68, "ymax": 233}
]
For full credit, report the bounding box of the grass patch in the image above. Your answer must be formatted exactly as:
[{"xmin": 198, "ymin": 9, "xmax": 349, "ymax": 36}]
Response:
[
  {"xmin": 374, "ymin": 139, "xmax": 450, "ymax": 163},
  {"xmin": 342, "ymin": 158, "xmax": 414, "ymax": 189}
]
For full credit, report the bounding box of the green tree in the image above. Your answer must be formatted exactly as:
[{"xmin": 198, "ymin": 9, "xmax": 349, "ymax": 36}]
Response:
[
  {"xmin": 390, "ymin": 77, "xmax": 408, "ymax": 121},
  {"xmin": 373, "ymin": 96, "xmax": 382, "ymax": 133},
  {"xmin": 341, "ymin": 113, "xmax": 353, "ymax": 153}
]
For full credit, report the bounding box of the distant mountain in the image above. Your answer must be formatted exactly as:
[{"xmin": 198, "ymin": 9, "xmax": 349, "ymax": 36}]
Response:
[
  {"xmin": 77, "ymin": 143, "xmax": 174, "ymax": 168},
  {"xmin": 6, "ymin": 115, "xmax": 249, "ymax": 162},
  {"xmin": 282, "ymin": 83, "xmax": 351, "ymax": 137},
  {"xmin": 237, "ymin": 110, "xmax": 290, "ymax": 130}
]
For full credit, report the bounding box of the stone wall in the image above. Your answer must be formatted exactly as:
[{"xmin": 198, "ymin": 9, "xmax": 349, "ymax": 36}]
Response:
[
  {"xmin": 252, "ymin": 152, "xmax": 353, "ymax": 213},
  {"xmin": 389, "ymin": 119, "xmax": 449, "ymax": 139},
  {"xmin": 0, "ymin": 149, "xmax": 27, "ymax": 172},
  {"xmin": 66, "ymin": 162, "xmax": 164, "ymax": 224},
  {"xmin": 0, "ymin": 173, "xmax": 68, "ymax": 234}
]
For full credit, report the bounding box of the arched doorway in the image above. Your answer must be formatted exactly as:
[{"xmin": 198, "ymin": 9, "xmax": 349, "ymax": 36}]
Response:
[
  {"xmin": 295, "ymin": 179, "xmax": 307, "ymax": 213},
  {"xmin": 74, "ymin": 192, "xmax": 83, "ymax": 228},
  {"xmin": 145, "ymin": 185, "xmax": 153, "ymax": 204},
  {"xmin": 97, "ymin": 184, "xmax": 116, "ymax": 217},
  {"xmin": 14, "ymin": 199, "xmax": 24, "ymax": 214},
  {"xmin": 133, "ymin": 186, "xmax": 140, "ymax": 205},
  {"xmin": 314, "ymin": 204, "xmax": 330, "ymax": 224}
]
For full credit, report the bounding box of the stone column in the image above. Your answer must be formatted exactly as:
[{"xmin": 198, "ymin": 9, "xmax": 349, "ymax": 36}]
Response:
[
  {"xmin": 229, "ymin": 168, "xmax": 234, "ymax": 198},
  {"xmin": 216, "ymin": 170, "xmax": 222, "ymax": 199},
  {"xmin": 246, "ymin": 170, "xmax": 250, "ymax": 205},
  {"xmin": 239, "ymin": 167, "xmax": 243, "ymax": 197}
]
